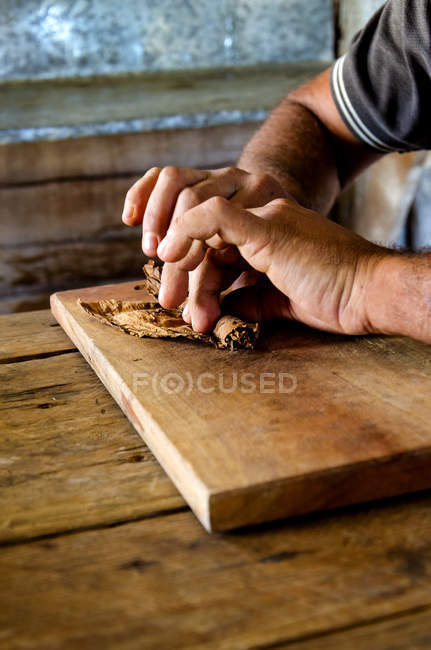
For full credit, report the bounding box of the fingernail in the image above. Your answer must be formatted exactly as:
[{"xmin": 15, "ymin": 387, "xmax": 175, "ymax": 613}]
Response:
[
  {"xmin": 143, "ymin": 231, "xmax": 159, "ymax": 256},
  {"xmin": 182, "ymin": 304, "xmax": 190, "ymax": 320},
  {"xmin": 191, "ymin": 316, "xmax": 205, "ymax": 333},
  {"xmin": 158, "ymin": 284, "xmax": 166, "ymax": 305},
  {"xmin": 157, "ymin": 235, "xmax": 171, "ymax": 258},
  {"xmin": 122, "ymin": 200, "xmax": 135, "ymax": 224},
  {"xmin": 157, "ymin": 240, "xmax": 166, "ymax": 258}
]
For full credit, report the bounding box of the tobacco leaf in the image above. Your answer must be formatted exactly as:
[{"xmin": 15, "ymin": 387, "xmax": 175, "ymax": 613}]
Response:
[{"xmin": 79, "ymin": 261, "xmax": 260, "ymax": 350}]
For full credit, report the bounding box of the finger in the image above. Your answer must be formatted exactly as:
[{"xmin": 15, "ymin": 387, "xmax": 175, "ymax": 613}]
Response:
[
  {"xmin": 163, "ymin": 166, "xmax": 247, "ymax": 269},
  {"xmin": 182, "ymin": 302, "xmax": 192, "ymax": 325},
  {"xmin": 187, "ymin": 248, "xmax": 241, "ymax": 332},
  {"xmin": 172, "ymin": 170, "xmax": 239, "ymax": 220},
  {"xmin": 142, "ymin": 167, "xmax": 207, "ymax": 256},
  {"xmin": 158, "ymin": 240, "xmax": 207, "ymax": 309},
  {"xmin": 158, "ymin": 167, "xmax": 248, "ymax": 306},
  {"xmin": 188, "ymin": 263, "xmax": 222, "ymax": 332},
  {"xmin": 250, "ymin": 197, "xmax": 297, "ymax": 221},
  {"xmin": 158, "ymin": 262, "xmax": 189, "ymax": 310},
  {"xmin": 171, "ymin": 166, "xmax": 246, "ymax": 223},
  {"xmin": 122, "ymin": 167, "xmax": 161, "ymax": 226},
  {"xmin": 157, "ymin": 197, "xmax": 274, "ymax": 275}
]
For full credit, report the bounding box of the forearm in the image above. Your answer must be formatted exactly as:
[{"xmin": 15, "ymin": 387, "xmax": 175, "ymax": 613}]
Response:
[
  {"xmin": 367, "ymin": 253, "xmax": 431, "ymax": 343},
  {"xmin": 238, "ymin": 69, "xmax": 382, "ymax": 215},
  {"xmin": 238, "ymin": 98, "xmax": 340, "ymax": 214}
]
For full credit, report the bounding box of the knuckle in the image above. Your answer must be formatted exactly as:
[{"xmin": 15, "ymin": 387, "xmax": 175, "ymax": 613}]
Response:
[
  {"xmin": 268, "ymin": 197, "xmax": 290, "ymax": 210},
  {"xmin": 253, "ymin": 171, "xmax": 266, "ymax": 183},
  {"xmin": 221, "ymin": 165, "xmax": 237, "ymax": 177},
  {"xmin": 172, "ymin": 212, "xmax": 183, "ymax": 229},
  {"xmin": 179, "ymin": 186, "xmax": 200, "ymax": 205},
  {"xmin": 250, "ymin": 172, "xmax": 268, "ymax": 191},
  {"xmin": 254, "ymin": 172, "xmax": 282, "ymax": 195},
  {"xmin": 256, "ymin": 172, "xmax": 274, "ymax": 187},
  {"xmin": 208, "ymin": 195, "xmax": 228, "ymax": 211},
  {"xmin": 160, "ymin": 166, "xmax": 181, "ymax": 183},
  {"xmin": 147, "ymin": 166, "xmax": 161, "ymax": 176},
  {"xmin": 172, "ymin": 208, "xmax": 189, "ymax": 229}
]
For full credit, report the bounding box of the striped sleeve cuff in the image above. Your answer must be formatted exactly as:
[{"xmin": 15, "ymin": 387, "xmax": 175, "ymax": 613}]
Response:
[{"xmin": 331, "ymin": 55, "xmax": 397, "ymax": 154}]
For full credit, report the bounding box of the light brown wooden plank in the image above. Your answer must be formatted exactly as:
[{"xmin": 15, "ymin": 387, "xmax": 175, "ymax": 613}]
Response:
[
  {"xmin": 51, "ymin": 281, "xmax": 431, "ymax": 533},
  {"xmin": 0, "ymin": 122, "xmax": 258, "ymax": 185},
  {"xmin": 1, "ymin": 236, "xmax": 144, "ymax": 293},
  {"xmin": 0, "ymin": 292, "xmax": 57, "ymax": 316},
  {"xmin": 277, "ymin": 607, "xmax": 431, "ymax": 649},
  {"xmin": 0, "ymin": 310, "xmax": 74, "ymax": 361},
  {"xmin": 0, "ymin": 352, "xmax": 184, "ymax": 543},
  {"xmin": 0, "ymin": 176, "xmax": 140, "ymax": 246},
  {"xmin": 0, "ymin": 277, "xmax": 146, "ymax": 316},
  {"xmin": 2, "ymin": 493, "xmax": 431, "ymax": 649},
  {"xmin": 0, "ymin": 62, "xmax": 325, "ymax": 132},
  {"xmin": 0, "ymin": 123, "xmax": 258, "ymax": 313}
]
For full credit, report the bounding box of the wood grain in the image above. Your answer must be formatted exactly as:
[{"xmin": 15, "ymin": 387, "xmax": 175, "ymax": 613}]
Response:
[
  {"xmin": 3, "ymin": 309, "xmax": 431, "ymax": 650},
  {"xmin": 2, "ymin": 493, "xmax": 431, "ymax": 649},
  {"xmin": 0, "ymin": 350, "xmax": 184, "ymax": 543},
  {"xmin": 0, "ymin": 176, "xmax": 140, "ymax": 247},
  {"xmin": 0, "ymin": 311, "xmax": 186, "ymax": 541},
  {"xmin": 277, "ymin": 608, "xmax": 431, "ymax": 649},
  {"xmin": 0, "ymin": 63, "xmax": 324, "ymax": 133},
  {"xmin": 1, "ymin": 237, "xmax": 144, "ymax": 292},
  {"xmin": 0, "ymin": 122, "xmax": 258, "ymax": 186},
  {"xmin": 0, "ymin": 122, "xmax": 258, "ymax": 312},
  {"xmin": 0, "ymin": 291, "xmax": 59, "ymax": 315},
  {"xmin": 0, "ymin": 310, "xmax": 74, "ymax": 361},
  {"xmin": 51, "ymin": 281, "xmax": 431, "ymax": 532}
]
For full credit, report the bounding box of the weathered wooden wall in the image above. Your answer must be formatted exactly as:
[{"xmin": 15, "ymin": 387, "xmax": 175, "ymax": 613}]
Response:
[
  {"xmin": 0, "ymin": 123, "xmax": 259, "ymax": 313},
  {"xmin": 0, "ymin": 61, "xmax": 325, "ymax": 313},
  {"xmin": 4, "ymin": 0, "xmax": 418, "ymax": 314},
  {"xmin": 0, "ymin": 0, "xmax": 334, "ymax": 313}
]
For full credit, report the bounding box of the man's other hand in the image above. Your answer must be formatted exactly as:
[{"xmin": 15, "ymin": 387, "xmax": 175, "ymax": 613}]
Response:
[
  {"xmin": 121, "ymin": 166, "xmax": 286, "ymax": 256},
  {"xmin": 155, "ymin": 196, "xmax": 393, "ymax": 337}
]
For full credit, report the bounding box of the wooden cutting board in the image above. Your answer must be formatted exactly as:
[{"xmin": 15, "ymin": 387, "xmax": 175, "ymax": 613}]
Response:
[{"xmin": 51, "ymin": 281, "xmax": 431, "ymax": 532}]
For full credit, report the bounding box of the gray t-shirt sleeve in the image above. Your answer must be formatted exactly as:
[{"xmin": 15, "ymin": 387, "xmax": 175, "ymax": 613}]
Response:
[{"xmin": 330, "ymin": 0, "xmax": 431, "ymax": 153}]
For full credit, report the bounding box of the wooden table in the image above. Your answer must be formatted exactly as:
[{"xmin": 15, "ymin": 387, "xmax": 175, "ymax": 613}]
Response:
[{"xmin": 2, "ymin": 310, "xmax": 431, "ymax": 649}]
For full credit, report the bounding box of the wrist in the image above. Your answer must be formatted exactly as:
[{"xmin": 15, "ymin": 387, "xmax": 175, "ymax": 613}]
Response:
[
  {"xmin": 365, "ymin": 252, "xmax": 431, "ymax": 343},
  {"xmin": 364, "ymin": 252, "xmax": 402, "ymax": 335}
]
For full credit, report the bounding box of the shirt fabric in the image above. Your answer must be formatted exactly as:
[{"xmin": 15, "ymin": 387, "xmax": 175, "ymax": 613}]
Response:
[{"xmin": 331, "ymin": 0, "xmax": 431, "ymax": 153}]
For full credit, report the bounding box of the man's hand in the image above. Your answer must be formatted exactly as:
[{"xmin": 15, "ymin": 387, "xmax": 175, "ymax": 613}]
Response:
[
  {"xmin": 155, "ymin": 196, "xmax": 394, "ymax": 337},
  {"xmin": 123, "ymin": 167, "xmax": 286, "ymax": 251},
  {"xmin": 122, "ymin": 165, "xmax": 288, "ymax": 330},
  {"xmin": 122, "ymin": 165, "xmax": 287, "ymax": 255}
]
